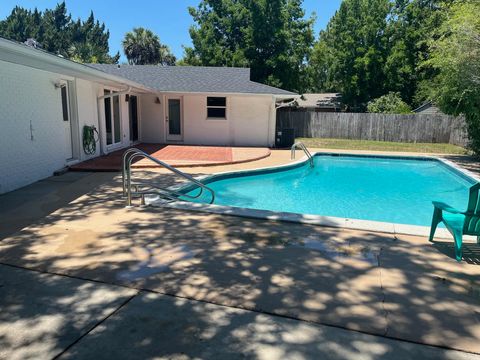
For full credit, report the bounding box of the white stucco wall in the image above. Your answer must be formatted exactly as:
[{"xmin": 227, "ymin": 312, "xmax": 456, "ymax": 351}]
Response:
[
  {"xmin": 0, "ymin": 58, "xmax": 275, "ymax": 195},
  {"xmin": 138, "ymin": 93, "xmax": 274, "ymax": 146},
  {"xmin": 0, "ymin": 60, "xmax": 76, "ymax": 193},
  {"xmin": 76, "ymin": 78, "xmax": 101, "ymax": 160},
  {"xmin": 229, "ymin": 95, "xmax": 273, "ymax": 146},
  {"xmin": 183, "ymin": 94, "xmax": 230, "ymax": 145},
  {"xmin": 140, "ymin": 94, "xmax": 164, "ymax": 143}
]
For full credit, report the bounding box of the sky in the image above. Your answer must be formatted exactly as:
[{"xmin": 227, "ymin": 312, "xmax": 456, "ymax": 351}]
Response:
[{"xmin": 0, "ymin": 0, "xmax": 342, "ymax": 62}]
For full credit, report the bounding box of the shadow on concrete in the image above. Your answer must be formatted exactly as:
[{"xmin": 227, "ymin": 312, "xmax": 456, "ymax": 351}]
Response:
[
  {"xmin": 0, "ymin": 169, "xmax": 479, "ymax": 357},
  {"xmin": 60, "ymin": 291, "xmax": 475, "ymax": 360},
  {"xmin": 0, "ymin": 172, "xmax": 116, "ymax": 241},
  {"xmin": 0, "ymin": 264, "xmax": 136, "ymax": 359},
  {"xmin": 433, "ymin": 240, "xmax": 480, "ymax": 265},
  {"xmin": 444, "ymin": 155, "xmax": 480, "ymax": 177}
]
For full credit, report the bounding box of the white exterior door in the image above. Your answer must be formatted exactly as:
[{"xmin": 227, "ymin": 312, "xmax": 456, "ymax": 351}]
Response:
[
  {"xmin": 166, "ymin": 97, "xmax": 183, "ymax": 141},
  {"xmin": 60, "ymin": 81, "xmax": 73, "ymax": 160},
  {"xmin": 104, "ymin": 89, "xmax": 122, "ymax": 150}
]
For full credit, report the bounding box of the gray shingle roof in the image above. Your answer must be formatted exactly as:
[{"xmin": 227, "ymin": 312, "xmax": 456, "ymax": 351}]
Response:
[{"xmin": 88, "ymin": 64, "xmax": 296, "ymax": 96}]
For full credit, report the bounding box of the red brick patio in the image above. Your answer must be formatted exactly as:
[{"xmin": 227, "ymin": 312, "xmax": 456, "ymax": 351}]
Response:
[{"xmin": 69, "ymin": 144, "xmax": 271, "ymax": 171}]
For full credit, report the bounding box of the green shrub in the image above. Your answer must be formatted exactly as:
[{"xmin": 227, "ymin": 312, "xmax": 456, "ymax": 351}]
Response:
[{"xmin": 367, "ymin": 92, "xmax": 412, "ymax": 114}]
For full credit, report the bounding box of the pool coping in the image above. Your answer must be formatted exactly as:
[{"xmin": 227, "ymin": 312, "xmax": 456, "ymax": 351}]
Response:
[{"xmin": 147, "ymin": 152, "xmax": 480, "ymax": 240}]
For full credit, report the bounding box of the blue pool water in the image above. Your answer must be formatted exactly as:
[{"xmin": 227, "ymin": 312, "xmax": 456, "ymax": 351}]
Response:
[{"xmin": 183, "ymin": 155, "xmax": 475, "ymax": 226}]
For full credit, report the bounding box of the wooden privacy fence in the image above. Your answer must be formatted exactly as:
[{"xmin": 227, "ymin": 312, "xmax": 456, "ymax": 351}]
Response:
[{"xmin": 276, "ymin": 110, "xmax": 468, "ymax": 147}]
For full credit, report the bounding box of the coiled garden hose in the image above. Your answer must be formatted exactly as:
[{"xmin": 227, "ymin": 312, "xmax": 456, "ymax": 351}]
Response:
[{"xmin": 83, "ymin": 125, "xmax": 99, "ymax": 155}]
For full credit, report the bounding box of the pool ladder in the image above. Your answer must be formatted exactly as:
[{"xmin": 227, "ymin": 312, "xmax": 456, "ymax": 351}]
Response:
[
  {"xmin": 122, "ymin": 148, "xmax": 215, "ymax": 207},
  {"xmin": 291, "ymin": 142, "xmax": 314, "ymax": 168}
]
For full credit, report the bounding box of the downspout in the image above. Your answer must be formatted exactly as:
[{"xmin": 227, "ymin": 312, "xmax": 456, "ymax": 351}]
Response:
[{"xmin": 96, "ymin": 86, "xmax": 131, "ymax": 155}]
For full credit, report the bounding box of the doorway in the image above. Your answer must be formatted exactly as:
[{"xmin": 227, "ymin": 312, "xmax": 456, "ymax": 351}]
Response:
[
  {"xmin": 166, "ymin": 97, "xmax": 183, "ymax": 141},
  {"xmin": 129, "ymin": 95, "xmax": 139, "ymax": 142},
  {"xmin": 104, "ymin": 89, "xmax": 122, "ymax": 149},
  {"xmin": 59, "ymin": 81, "xmax": 73, "ymax": 160}
]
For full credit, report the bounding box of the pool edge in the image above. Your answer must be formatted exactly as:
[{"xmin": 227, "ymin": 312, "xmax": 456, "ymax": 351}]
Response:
[{"xmin": 149, "ymin": 151, "xmax": 479, "ymax": 239}]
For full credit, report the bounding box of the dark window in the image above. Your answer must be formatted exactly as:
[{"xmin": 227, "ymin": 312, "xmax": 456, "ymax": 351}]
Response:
[
  {"xmin": 207, "ymin": 96, "xmax": 226, "ymax": 119},
  {"xmin": 207, "ymin": 107, "xmax": 226, "ymax": 118},
  {"xmin": 207, "ymin": 97, "xmax": 226, "ymax": 107},
  {"xmin": 113, "ymin": 95, "xmax": 121, "ymax": 143},
  {"xmin": 61, "ymin": 85, "xmax": 69, "ymax": 121},
  {"xmin": 104, "ymin": 91, "xmax": 112, "ymax": 145}
]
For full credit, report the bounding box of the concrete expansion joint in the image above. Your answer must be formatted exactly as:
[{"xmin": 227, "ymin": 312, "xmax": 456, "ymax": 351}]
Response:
[
  {"xmin": 53, "ymin": 292, "xmax": 140, "ymax": 359},
  {"xmin": 1, "ymin": 261, "xmax": 478, "ymax": 356},
  {"xmin": 0, "ymin": 261, "xmax": 137, "ymax": 291}
]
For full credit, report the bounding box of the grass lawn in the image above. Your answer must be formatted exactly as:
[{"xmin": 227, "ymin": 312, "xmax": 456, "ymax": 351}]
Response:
[{"xmin": 297, "ymin": 138, "xmax": 468, "ymax": 155}]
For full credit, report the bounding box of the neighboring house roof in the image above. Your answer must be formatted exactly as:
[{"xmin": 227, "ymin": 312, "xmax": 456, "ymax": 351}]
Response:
[
  {"xmin": 413, "ymin": 101, "xmax": 444, "ymax": 115},
  {"xmin": 294, "ymin": 93, "xmax": 341, "ymax": 109},
  {"xmin": 88, "ymin": 64, "xmax": 297, "ymax": 96}
]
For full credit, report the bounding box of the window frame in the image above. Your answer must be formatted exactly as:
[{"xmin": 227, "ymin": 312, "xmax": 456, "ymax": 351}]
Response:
[
  {"xmin": 103, "ymin": 89, "xmax": 122, "ymax": 147},
  {"xmin": 60, "ymin": 83, "xmax": 70, "ymax": 122},
  {"xmin": 206, "ymin": 96, "xmax": 227, "ymax": 120}
]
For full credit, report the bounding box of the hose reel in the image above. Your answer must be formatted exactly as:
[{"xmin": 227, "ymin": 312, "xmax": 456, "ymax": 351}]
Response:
[{"xmin": 82, "ymin": 125, "xmax": 99, "ymax": 155}]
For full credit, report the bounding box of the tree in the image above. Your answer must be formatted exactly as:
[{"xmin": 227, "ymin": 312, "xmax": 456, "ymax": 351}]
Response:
[
  {"xmin": 159, "ymin": 44, "xmax": 177, "ymax": 66},
  {"xmin": 309, "ymin": 0, "xmax": 457, "ymax": 110},
  {"xmin": 183, "ymin": 0, "xmax": 314, "ymax": 92},
  {"xmin": 0, "ymin": 2, "xmax": 119, "ymax": 63},
  {"xmin": 367, "ymin": 92, "xmax": 412, "ymax": 113},
  {"xmin": 68, "ymin": 11, "xmax": 120, "ymax": 63},
  {"xmin": 421, "ymin": 1, "xmax": 480, "ymax": 154},
  {"xmin": 122, "ymin": 27, "xmax": 176, "ymax": 65},
  {"xmin": 384, "ymin": 0, "xmax": 452, "ymax": 106},
  {"xmin": 310, "ymin": 0, "xmax": 391, "ymax": 111}
]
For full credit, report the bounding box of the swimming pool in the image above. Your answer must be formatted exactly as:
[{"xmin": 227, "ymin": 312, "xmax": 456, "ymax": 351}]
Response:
[{"xmin": 181, "ymin": 154, "xmax": 476, "ymax": 227}]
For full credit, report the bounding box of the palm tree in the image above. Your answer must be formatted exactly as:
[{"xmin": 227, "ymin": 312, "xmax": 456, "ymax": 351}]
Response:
[
  {"xmin": 159, "ymin": 44, "xmax": 177, "ymax": 66},
  {"xmin": 122, "ymin": 27, "xmax": 161, "ymax": 65}
]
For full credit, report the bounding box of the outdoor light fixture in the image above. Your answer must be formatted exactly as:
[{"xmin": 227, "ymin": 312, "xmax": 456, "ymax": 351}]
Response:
[
  {"xmin": 125, "ymin": 94, "xmax": 130, "ymax": 102},
  {"xmin": 53, "ymin": 81, "xmax": 62, "ymax": 89},
  {"xmin": 155, "ymin": 97, "xmax": 161, "ymax": 104}
]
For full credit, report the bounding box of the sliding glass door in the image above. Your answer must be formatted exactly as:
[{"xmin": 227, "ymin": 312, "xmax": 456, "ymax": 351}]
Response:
[{"xmin": 104, "ymin": 90, "xmax": 122, "ymax": 147}]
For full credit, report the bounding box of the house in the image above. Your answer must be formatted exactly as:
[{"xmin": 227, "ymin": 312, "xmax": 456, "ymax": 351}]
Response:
[
  {"xmin": 290, "ymin": 93, "xmax": 341, "ymax": 112},
  {"xmin": 0, "ymin": 37, "xmax": 297, "ymax": 194},
  {"xmin": 413, "ymin": 101, "xmax": 444, "ymax": 115}
]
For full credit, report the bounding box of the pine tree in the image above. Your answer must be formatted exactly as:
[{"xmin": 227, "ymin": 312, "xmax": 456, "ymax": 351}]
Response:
[
  {"xmin": 0, "ymin": 2, "xmax": 119, "ymax": 63},
  {"xmin": 310, "ymin": 0, "xmax": 391, "ymax": 110},
  {"xmin": 183, "ymin": 0, "xmax": 314, "ymax": 92}
]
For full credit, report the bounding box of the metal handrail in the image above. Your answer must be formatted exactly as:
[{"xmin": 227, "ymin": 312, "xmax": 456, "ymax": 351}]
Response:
[
  {"xmin": 122, "ymin": 149, "xmax": 205, "ymax": 199},
  {"xmin": 291, "ymin": 142, "xmax": 314, "ymax": 168},
  {"xmin": 122, "ymin": 148, "xmax": 215, "ymax": 206},
  {"xmin": 131, "ymin": 180, "xmax": 205, "ymax": 202}
]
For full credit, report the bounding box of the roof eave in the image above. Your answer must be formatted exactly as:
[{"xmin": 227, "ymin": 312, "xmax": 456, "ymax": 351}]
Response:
[
  {"xmin": 0, "ymin": 37, "xmax": 155, "ymax": 93},
  {"xmin": 152, "ymin": 89, "xmax": 299, "ymax": 97}
]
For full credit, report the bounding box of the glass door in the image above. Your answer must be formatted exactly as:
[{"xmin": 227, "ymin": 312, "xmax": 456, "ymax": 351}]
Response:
[
  {"xmin": 60, "ymin": 81, "xmax": 73, "ymax": 160},
  {"xmin": 129, "ymin": 95, "xmax": 139, "ymax": 142},
  {"xmin": 104, "ymin": 89, "xmax": 122, "ymax": 148},
  {"xmin": 166, "ymin": 97, "xmax": 183, "ymax": 141}
]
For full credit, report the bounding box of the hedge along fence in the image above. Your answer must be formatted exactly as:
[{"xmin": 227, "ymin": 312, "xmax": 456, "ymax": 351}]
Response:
[{"xmin": 276, "ymin": 109, "xmax": 468, "ymax": 147}]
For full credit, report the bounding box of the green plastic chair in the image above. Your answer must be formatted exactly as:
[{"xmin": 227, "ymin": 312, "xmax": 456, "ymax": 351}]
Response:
[{"xmin": 429, "ymin": 183, "xmax": 480, "ymax": 261}]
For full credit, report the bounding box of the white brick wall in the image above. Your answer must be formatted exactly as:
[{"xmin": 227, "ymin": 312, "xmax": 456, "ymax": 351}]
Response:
[{"xmin": 0, "ymin": 60, "xmax": 97, "ymax": 194}]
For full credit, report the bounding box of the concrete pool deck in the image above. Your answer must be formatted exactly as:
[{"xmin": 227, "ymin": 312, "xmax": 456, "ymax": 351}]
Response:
[{"xmin": 1, "ymin": 149, "xmax": 480, "ymax": 359}]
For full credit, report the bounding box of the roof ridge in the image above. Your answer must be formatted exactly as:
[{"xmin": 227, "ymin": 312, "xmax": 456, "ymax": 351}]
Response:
[
  {"xmin": 90, "ymin": 63, "xmax": 250, "ymax": 71},
  {"xmin": 88, "ymin": 63, "xmax": 296, "ymax": 95}
]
